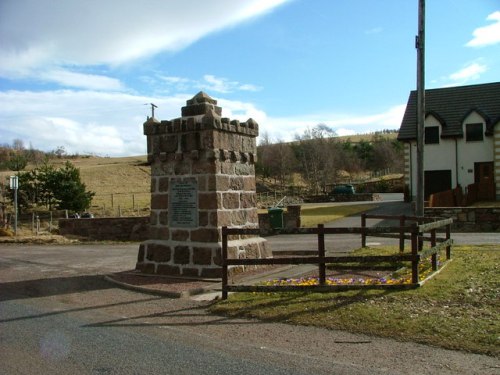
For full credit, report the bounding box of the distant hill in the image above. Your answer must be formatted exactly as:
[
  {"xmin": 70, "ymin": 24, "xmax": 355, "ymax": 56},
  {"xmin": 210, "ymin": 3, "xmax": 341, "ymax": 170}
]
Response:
[
  {"xmin": 0, "ymin": 155, "xmax": 152, "ymax": 215},
  {"xmin": 334, "ymin": 131, "xmax": 398, "ymax": 143},
  {"xmin": 1, "ymin": 129, "xmax": 402, "ymax": 214}
]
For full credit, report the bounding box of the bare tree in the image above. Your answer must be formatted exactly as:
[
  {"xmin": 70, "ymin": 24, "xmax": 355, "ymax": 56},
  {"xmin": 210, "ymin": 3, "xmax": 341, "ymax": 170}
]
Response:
[
  {"xmin": 12, "ymin": 139, "xmax": 25, "ymax": 151},
  {"xmin": 293, "ymin": 124, "xmax": 337, "ymax": 194}
]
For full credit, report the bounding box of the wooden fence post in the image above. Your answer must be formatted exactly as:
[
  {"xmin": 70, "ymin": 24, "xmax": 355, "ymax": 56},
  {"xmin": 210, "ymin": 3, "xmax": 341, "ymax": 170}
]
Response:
[
  {"xmin": 399, "ymin": 215, "xmax": 405, "ymax": 252},
  {"xmin": 411, "ymin": 228, "xmax": 419, "ymax": 284},
  {"xmin": 417, "ymin": 217, "xmax": 424, "ymax": 251},
  {"xmin": 446, "ymin": 224, "xmax": 451, "ymax": 260},
  {"xmin": 431, "ymin": 229, "xmax": 437, "ymax": 271},
  {"xmin": 318, "ymin": 224, "xmax": 326, "ymax": 286},
  {"xmin": 222, "ymin": 226, "xmax": 229, "ymax": 300},
  {"xmin": 361, "ymin": 214, "xmax": 367, "ymax": 248}
]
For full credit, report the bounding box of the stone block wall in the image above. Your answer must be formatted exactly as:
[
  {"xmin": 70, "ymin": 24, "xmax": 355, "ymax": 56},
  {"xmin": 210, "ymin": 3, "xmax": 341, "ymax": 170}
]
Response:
[
  {"xmin": 425, "ymin": 207, "xmax": 500, "ymax": 232},
  {"xmin": 59, "ymin": 217, "xmax": 149, "ymax": 241}
]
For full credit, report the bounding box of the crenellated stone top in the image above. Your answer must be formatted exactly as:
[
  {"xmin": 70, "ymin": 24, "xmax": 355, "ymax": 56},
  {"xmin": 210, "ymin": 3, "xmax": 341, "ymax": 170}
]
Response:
[
  {"xmin": 143, "ymin": 92, "xmax": 259, "ymax": 137},
  {"xmin": 182, "ymin": 91, "xmax": 222, "ymax": 117},
  {"xmin": 144, "ymin": 116, "xmax": 259, "ymax": 137}
]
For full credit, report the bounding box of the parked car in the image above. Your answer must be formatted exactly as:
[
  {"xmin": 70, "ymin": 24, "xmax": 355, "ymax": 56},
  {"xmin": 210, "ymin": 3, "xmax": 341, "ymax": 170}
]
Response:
[
  {"xmin": 80, "ymin": 212, "xmax": 94, "ymax": 218},
  {"xmin": 331, "ymin": 184, "xmax": 355, "ymax": 195}
]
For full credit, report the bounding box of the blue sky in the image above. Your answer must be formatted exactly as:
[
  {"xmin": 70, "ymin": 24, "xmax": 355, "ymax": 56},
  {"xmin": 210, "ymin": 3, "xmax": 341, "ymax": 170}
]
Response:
[{"xmin": 0, "ymin": 0, "xmax": 499, "ymax": 156}]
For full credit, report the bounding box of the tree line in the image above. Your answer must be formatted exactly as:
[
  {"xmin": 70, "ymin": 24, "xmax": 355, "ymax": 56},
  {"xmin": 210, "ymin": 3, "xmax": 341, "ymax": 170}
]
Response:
[
  {"xmin": 2, "ymin": 127, "xmax": 403, "ymax": 214},
  {"xmin": 256, "ymin": 125, "xmax": 404, "ymax": 194},
  {"xmin": 0, "ymin": 139, "xmax": 81, "ymax": 172},
  {"xmin": 1, "ymin": 140, "xmax": 94, "ymax": 213}
]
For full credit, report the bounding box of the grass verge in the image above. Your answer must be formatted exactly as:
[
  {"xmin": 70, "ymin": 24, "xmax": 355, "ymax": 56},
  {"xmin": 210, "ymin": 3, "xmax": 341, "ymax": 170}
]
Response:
[
  {"xmin": 210, "ymin": 245, "xmax": 499, "ymax": 356},
  {"xmin": 300, "ymin": 203, "xmax": 378, "ymax": 227}
]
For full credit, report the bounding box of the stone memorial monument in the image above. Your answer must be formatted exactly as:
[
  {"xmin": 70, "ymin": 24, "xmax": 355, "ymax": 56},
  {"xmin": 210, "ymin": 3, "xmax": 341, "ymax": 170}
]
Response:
[{"xmin": 136, "ymin": 92, "xmax": 270, "ymax": 278}]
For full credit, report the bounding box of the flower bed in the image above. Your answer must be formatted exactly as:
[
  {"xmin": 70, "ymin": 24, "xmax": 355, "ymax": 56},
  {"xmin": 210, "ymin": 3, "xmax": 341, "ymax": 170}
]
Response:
[{"xmin": 263, "ymin": 258, "xmax": 440, "ymax": 287}]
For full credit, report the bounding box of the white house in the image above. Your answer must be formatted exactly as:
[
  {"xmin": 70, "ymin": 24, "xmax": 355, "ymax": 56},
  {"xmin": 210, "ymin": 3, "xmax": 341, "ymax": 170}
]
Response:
[{"xmin": 398, "ymin": 82, "xmax": 500, "ymax": 202}]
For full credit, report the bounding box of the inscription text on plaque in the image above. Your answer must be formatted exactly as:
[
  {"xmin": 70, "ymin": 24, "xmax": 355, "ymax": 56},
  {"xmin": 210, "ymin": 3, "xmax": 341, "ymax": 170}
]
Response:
[{"xmin": 169, "ymin": 178, "xmax": 198, "ymax": 228}]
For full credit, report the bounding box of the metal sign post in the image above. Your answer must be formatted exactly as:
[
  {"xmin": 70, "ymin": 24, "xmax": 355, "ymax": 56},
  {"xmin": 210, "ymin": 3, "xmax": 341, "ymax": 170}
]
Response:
[{"xmin": 10, "ymin": 176, "xmax": 18, "ymax": 235}]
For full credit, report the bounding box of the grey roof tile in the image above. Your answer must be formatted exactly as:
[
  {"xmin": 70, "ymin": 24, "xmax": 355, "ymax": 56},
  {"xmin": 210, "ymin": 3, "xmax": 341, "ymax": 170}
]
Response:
[{"xmin": 398, "ymin": 82, "xmax": 500, "ymax": 141}]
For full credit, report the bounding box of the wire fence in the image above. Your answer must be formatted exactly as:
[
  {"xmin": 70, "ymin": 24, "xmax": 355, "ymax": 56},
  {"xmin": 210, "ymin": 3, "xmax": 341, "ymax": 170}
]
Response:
[
  {"xmin": 1, "ymin": 192, "xmax": 152, "ymax": 235},
  {"xmin": 2, "ymin": 210, "xmax": 64, "ymax": 235},
  {"xmin": 89, "ymin": 192, "xmax": 151, "ymax": 217}
]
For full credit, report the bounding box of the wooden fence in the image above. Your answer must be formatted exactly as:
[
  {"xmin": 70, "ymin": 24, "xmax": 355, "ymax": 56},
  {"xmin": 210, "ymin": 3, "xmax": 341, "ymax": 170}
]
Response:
[
  {"xmin": 360, "ymin": 213, "xmax": 451, "ymax": 251},
  {"xmin": 221, "ymin": 216, "xmax": 453, "ymax": 299}
]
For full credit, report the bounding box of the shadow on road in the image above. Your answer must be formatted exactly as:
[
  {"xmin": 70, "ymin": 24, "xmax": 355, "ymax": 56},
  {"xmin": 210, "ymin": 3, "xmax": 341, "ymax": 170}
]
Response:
[{"xmin": 0, "ymin": 275, "xmax": 113, "ymax": 302}]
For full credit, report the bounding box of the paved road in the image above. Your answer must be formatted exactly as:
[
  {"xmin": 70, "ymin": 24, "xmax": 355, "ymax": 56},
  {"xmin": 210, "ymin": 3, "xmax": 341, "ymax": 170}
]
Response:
[
  {"xmin": 1, "ymin": 240, "xmax": 499, "ymax": 374},
  {"xmin": 1, "ymin": 243, "xmax": 499, "ymax": 374},
  {"xmin": 1, "ymin": 196, "xmax": 499, "ymax": 374},
  {"xmin": 269, "ymin": 197, "xmax": 500, "ymax": 254}
]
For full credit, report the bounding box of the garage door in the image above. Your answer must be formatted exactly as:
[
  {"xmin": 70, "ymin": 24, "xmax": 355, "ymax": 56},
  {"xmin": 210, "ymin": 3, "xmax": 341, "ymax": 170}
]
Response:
[{"xmin": 424, "ymin": 170, "xmax": 452, "ymax": 199}]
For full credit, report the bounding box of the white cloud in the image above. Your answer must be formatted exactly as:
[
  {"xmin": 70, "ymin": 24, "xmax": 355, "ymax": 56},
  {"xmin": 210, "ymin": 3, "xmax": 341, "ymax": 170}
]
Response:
[
  {"xmin": 0, "ymin": 89, "xmax": 176, "ymax": 156},
  {"xmin": 0, "ymin": 87, "xmax": 406, "ymax": 156},
  {"xmin": 259, "ymin": 105, "xmax": 406, "ymax": 142},
  {"xmin": 448, "ymin": 62, "xmax": 487, "ymax": 85},
  {"xmin": 202, "ymin": 75, "xmax": 262, "ymax": 94},
  {"xmin": 41, "ymin": 70, "xmax": 124, "ymax": 91},
  {"xmin": 365, "ymin": 27, "xmax": 383, "ymax": 35},
  {"xmin": 238, "ymin": 83, "xmax": 262, "ymax": 92},
  {"xmin": 0, "ymin": 0, "xmax": 289, "ymax": 77},
  {"xmin": 218, "ymin": 99, "xmax": 268, "ymax": 123},
  {"xmin": 0, "ymin": 45, "xmax": 54, "ymax": 78},
  {"xmin": 149, "ymin": 73, "xmax": 262, "ymax": 94},
  {"xmin": 159, "ymin": 76, "xmax": 192, "ymax": 85},
  {"xmin": 0, "ymin": 89, "xmax": 266, "ymax": 156},
  {"xmin": 466, "ymin": 11, "xmax": 500, "ymax": 47},
  {"xmin": 202, "ymin": 75, "xmax": 232, "ymax": 93}
]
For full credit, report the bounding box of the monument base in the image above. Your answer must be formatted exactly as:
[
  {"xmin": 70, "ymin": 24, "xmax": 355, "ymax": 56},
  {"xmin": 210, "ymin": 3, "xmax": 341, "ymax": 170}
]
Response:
[{"xmin": 136, "ymin": 237, "xmax": 270, "ymax": 279}]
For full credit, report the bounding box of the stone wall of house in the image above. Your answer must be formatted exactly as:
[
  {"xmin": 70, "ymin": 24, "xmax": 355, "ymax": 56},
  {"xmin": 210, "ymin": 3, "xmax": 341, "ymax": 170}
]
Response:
[
  {"xmin": 425, "ymin": 207, "xmax": 500, "ymax": 232},
  {"xmin": 59, "ymin": 217, "xmax": 149, "ymax": 241}
]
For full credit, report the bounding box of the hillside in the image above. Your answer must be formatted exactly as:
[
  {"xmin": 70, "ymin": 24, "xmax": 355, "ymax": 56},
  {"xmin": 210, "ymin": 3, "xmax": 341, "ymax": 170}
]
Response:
[
  {"xmin": 1, "ymin": 133, "xmax": 402, "ymax": 215},
  {"xmin": 0, "ymin": 156, "xmax": 152, "ymax": 215},
  {"xmin": 72, "ymin": 156, "xmax": 151, "ymax": 213},
  {"xmin": 334, "ymin": 132, "xmax": 398, "ymax": 143}
]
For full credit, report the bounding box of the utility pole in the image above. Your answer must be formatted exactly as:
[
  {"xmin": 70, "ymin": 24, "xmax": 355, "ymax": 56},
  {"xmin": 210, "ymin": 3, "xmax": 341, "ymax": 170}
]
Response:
[{"xmin": 415, "ymin": 0, "xmax": 425, "ymax": 216}]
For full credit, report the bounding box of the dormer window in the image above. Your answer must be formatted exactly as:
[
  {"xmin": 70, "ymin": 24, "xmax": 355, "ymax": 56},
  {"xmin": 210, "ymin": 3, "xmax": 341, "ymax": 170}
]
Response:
[
  {"xmin": 465, "ymin": 123, "xmax": 483, "ymax": 142},
  {"xmin": 424, "ymin": 126, "xmax": 439, "ymax": 144}
]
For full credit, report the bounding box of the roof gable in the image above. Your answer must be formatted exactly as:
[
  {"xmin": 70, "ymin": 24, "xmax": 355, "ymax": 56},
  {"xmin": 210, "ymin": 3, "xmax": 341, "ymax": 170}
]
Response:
[{"xmin": 398, "ymin": 82, "xmax": 500, "ymax": 141}]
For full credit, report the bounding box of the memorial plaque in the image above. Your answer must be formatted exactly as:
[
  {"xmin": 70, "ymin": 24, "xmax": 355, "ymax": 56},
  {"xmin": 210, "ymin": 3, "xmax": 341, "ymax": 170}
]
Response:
[{"xmin": 169, "ymin": 178, "xmax": 198, "ymax": 228}]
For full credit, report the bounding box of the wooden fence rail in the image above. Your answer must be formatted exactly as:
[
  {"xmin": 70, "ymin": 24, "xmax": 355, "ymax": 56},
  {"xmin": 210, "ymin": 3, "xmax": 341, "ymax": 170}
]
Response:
[{"xmin": 221, "ymin": 216, "xmax": 453, "ymax": 299}]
